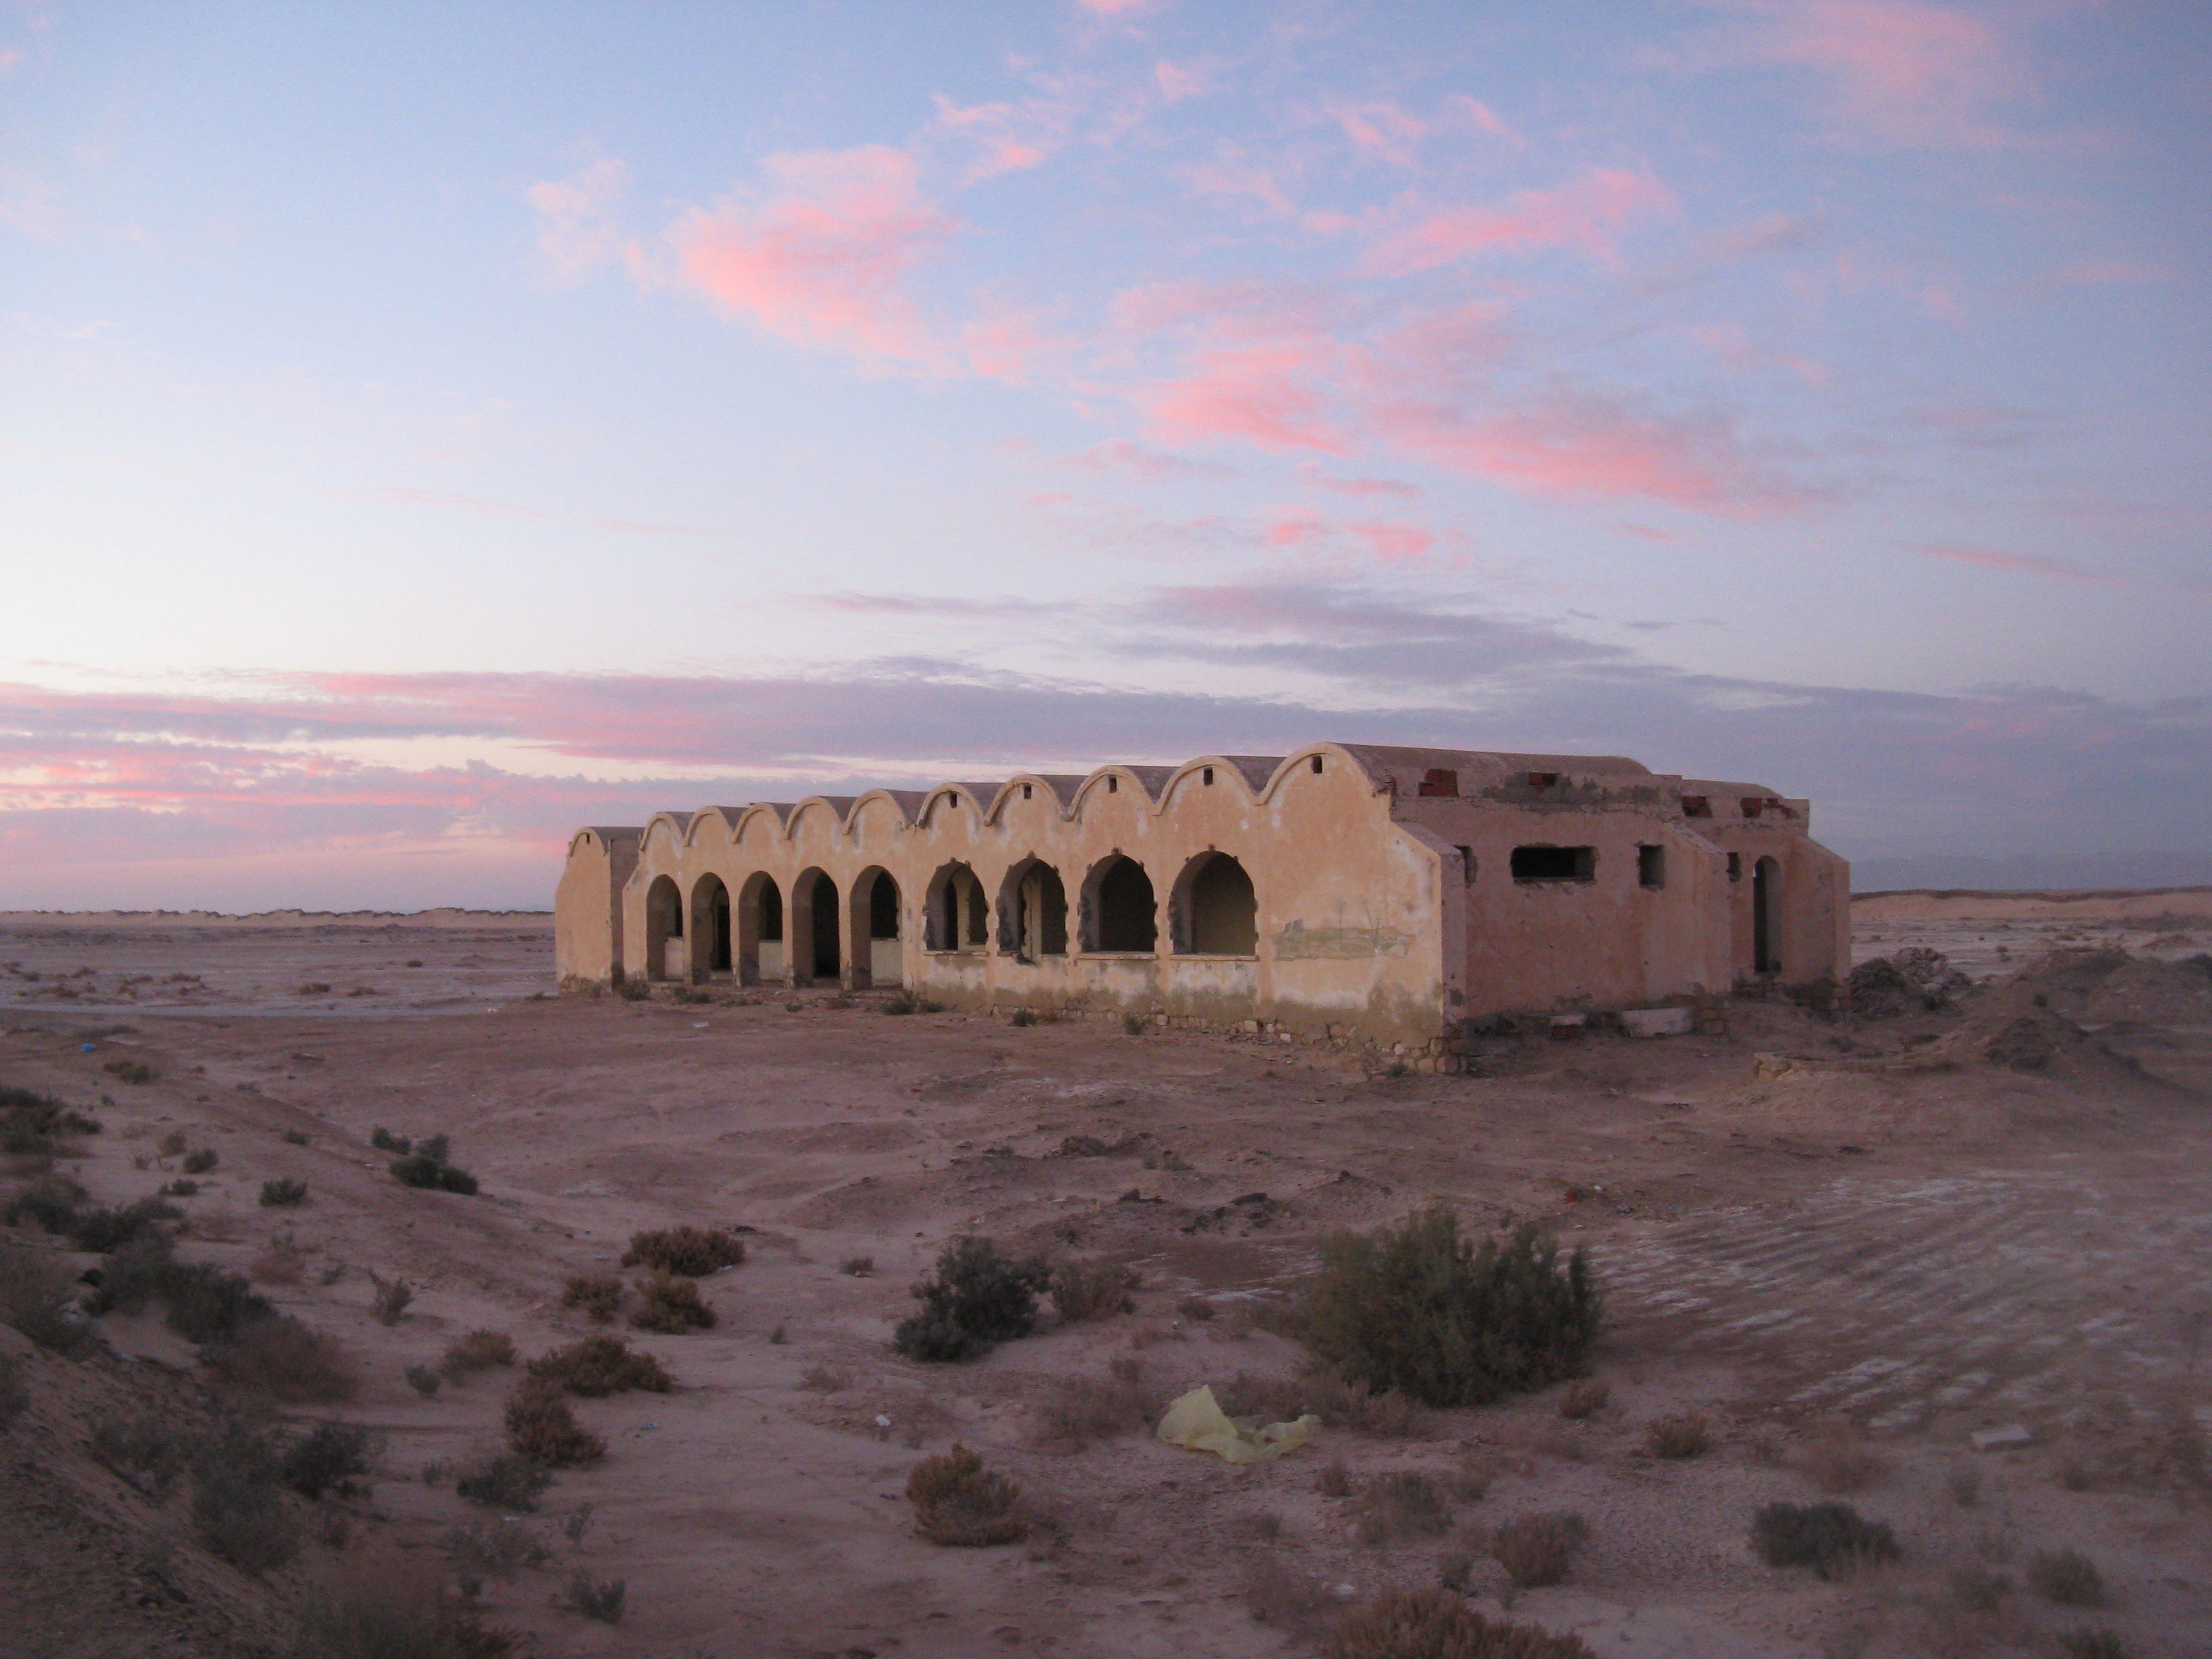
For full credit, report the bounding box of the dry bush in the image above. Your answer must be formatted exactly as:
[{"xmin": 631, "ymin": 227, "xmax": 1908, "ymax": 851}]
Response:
[
  {"xmin": 405, "ymin": 1364, "xmax": 441, "ymax": 1397},
  {"xmin": 1491, "ymin": 1511, "xmax": 1589, "ymax": 1588},
  {"xmin": 249, "ymin": 1234, "xmax": 305, "ymax": 1285},
  {"xmin": 1354, "ymin": 1471, "xmax": 1453, "ymax": 1545},
  {"xmin": 894, "ymin": 1236, "xmax": 1050, "ymax": 1362},
  {"xmin": 260, "ymin": 1178, "xmax": 309, "ymax": 1208},
  {"xmin": 906, "ymin": 1443, "xmax": 1025, "ymax": 1546},
  {"xmin": 621, "ymin": 1225, "xmax": 745, "ymax": 1276},
  {"xmin": 283, "ymin": 1421, "xmax": 378, "ymax": 1499},
  {"xmin": 1050, "ymin": 1259, "xmax": 1140, "ymax": 1322},
  {"xmin": 91, "ymin": 1413, "xmax": 188, "ymax": 1497},
  {"xmin": 798, "ymin": 1364, "xmax": 848, "ymax": 1393},
  {"xmin": 1644, "ymin": 1412, "xmax": 1709, "ymax": 1460},
  {"xmin": 1803, "ymin": 1417, "xmax": 1883, "ymax": 1492},
  {"xmin": 1033, "ymin": 1370, "xmax": 1160, "ymax": 1450},
  {"xmin": 528, "ymin": 1334, "xmax": 672, "ymax": 1397},
  {"xmin": 0, "ymin": 1242, "xmax": 94, "ymax": 1353},
  {"xmin": 566, "ymin": 1571, "xmax": 627, "ymax": 1623},
  {"xmin": 560, "ymin": 1273, "xmax": 623, "ymax": 1322},
  {"xmin": 0, "ymin": 1085, "xmax": 100, "ymax": 1158},
  {"xmin": 629, "ymin": 1271, "xmax": 713, "ymax": 1333},
  {"xmin": 295, "ymin": 1557, "xmax": 521, "ymax": 1659},
  {"xmin": 1557, "ymin": 1378, "xmax": 1609, "ymax": 1420},
  {"xmin": 369, "ymin": 1275, "xmax": 413, "ymax": 1325},
  {"xmin": 206, "ymin": 1315, "xmax": 360, "ymax": 1402},
  {"xmin": 1243, "ymin": 1557, "xmax": 1338, "ymax": 1641},
  {"xmin": 1750, "ymin": 1501, "xmax": 1901, "ymax": 1580},
  {"xmin": 443, "ymin": 1519, "xmax": 550, "ymax": 1580},
  {"xmin": 1450, "ymin": 1453, "xmax": 1497, "ymax": 1502},
  {"xmin": 1299, "ymin": 1211, "xmax": 1599, "ymax": 1408},
  {"xmin": 191, "ymin": 1420, "xmax": 295, "ymax": 1573},
  {"xmin": 453, "ymin": 1453, "xmax": 551, "ymax": 1512},
  {"xmin": 158, "ymin": 1129, "xmax": 189, "ymax": 1156},
  {"xmin": 181, "ymin": 1147, "xmax": 218, "ymax": 1174},
  {"xmin": 2027, "ymin": 1550, "xmax": 2108, "ymax": 1607},
  {"xmin": 1215, "ymin": 1368, "xmax": 1428, "ymax": 1438},
  {"xmin": 839, "ymin": 1255, "xmax": 874, "ymax": 1277},
  {"xmin": 438, "ymin": 1329, "xmax": 515, "ymax": 1378},
  {"xmin": 1321, "ymin": 1587, "xmax": 1596, "ymax": 1659},
  {"xmin": 504, "ymin": 1379, "xmax": 606, "ymax": 1467}
]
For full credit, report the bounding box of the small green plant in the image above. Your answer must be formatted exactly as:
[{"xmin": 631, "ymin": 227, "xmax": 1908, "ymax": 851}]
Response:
[
  {"xmin": 839, "ymin": 1255, "xmax": 875, "ymax": 1277},
  {"xmin": 389, "ymin": 1151, "xmax": 478, "ymax": 1193},
  {"xmin": 630, "ymin": 1271, "xmax": 714, "ymax": 1333},
  {"xmin": 907, "ymin": 1443, "xmax": 1025, "ymax": 1545},
  {"xmin": 528, "ymin": 1334, "xmax": 672, "ymax": 1396},
  {"xmin": 614, "ymin": 977, "xmax": 652, "ymax": 1001},
  {"xmin": 1297, "ymin": 1210, "xmax": 1599, "ymax": 1408},
  {"xmin": 1049, "ymin": 1258, "xmax": 1140, "ymax": 1322},
  {"xmin": 260, "ymin": 1177, "xmax": 309, "ymax": 1208},
  {"xmin": 561, "ymin": 1272, "xmax": 624, "ymax": 1322},
  {"xmin": 1320, "ymin": 1588, "xmax": 1595, "ymax": 1659},
  {"xmin": 621, "ymin": 1225, "xmax": 745, "ymax": 1275},
  {"xmin": 1491, "ymin": 1511, "xmax": 1589, "ymax": 1587},
  {"xmin": 369, "ymin": 1128, "xmax": 410, "ymax": 1154},
  {"xmin": 280, "ymin": 1129, "xmax": 310, "ymax": 1146},
  {"xmin": 438, "ymin": 1328, "xmax": 516, "ymax": 1378},
  {"xmin": 454, "ymin": 1452, "xmax": 553, "ymax": 1512},
  {"xmin": 282, "ymin": 1420, "xmax": 378, "ymax": 1499},
  {"xmin": 181, "ymin": 1147, "xmax": 219, "ymax": 1174},
  {"xmin": 404, "ymin": 1364, "xmax": 441, "ymax": 1397},
  {"xmin": 2028, "ymin": 1549, "xmax": 2108, "ymax": 1607},
  {"xmin": 567, "ymin": 1572, "xmax": 627, "ymax": 1623},
  {"xmin": 162, "ymin": 1179, "xmax": 200, "ymax": 1197},
  {"xmin": 1645, "ymin": 1412, "xmax": 1709, "ymax": 1460},
  {"xmin": 1122, "ymin": 1012, "xmax": 1147, "ymax": 1035},
  {"xmin": 1750, "ymin": 1502, "xmax": 1901, "ymax": 1579},
  {"xmin": 894, "ymin": 1236, "xmax": 1051, "ymax": 1361},
  {"xmin": 504, "ymin": 1379, "xmax": 606, "ymax": 1467},
  {"xmin": 1558, "ymin": 1378, "xmax": 1610, "ymax": 1420},
  {"xmin": 1009, "ymin": 1007, "xmax": 1038, "ymax": 1027}
]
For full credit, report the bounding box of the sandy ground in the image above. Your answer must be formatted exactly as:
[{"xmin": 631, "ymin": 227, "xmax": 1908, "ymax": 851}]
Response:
[{"xmin": 3, "ymin": 897, "xmax": 2210, "ymax": 1658}]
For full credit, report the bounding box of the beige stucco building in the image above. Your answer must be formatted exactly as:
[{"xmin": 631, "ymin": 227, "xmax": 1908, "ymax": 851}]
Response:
[{"xmin": 556, "ymin": 742, "xmax": 1849, "ymax": 1066}]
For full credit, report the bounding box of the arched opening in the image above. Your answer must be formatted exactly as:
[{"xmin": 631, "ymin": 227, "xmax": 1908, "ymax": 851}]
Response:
[
  {"xmin": 1173, "ymin": 852, "xmax": 1257, "ymax": 955},
  {"xmin": 1753, "ymin": 856, "xmax": 1782, "ymax": 975},
  {"xmin": 689, "ymin": 874, "xmax": 731, "ymax": 978},
  {"xmin": 849, "ymin": 866, "xmax": 901, "ymax": 989},
  {"xmin": 1083, "ymin": 855, "xmax": 1157, "ymax": 953},
  {"xmin": 737, "ymin": 872, "xmax": 784, "ymax": 985},
  {"xmin": 998, "ymin": 858, "xmax": 1069, "ymax": 961},
  {"xmin": 792, "ymin": 867, "xmax": 840, "ymax": 985},
  {"xmin": 926, "ymin": 863, "xmax": 989, "ymax": 951},
  {"xmin": 643, "ymin": 875, "xmax": 682, "ymax": 981}
]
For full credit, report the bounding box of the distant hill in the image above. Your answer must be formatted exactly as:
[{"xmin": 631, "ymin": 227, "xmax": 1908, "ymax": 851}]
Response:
[{"xmin": 1849, "ymin": 852, "xmax": 2212, "ymax": 893}]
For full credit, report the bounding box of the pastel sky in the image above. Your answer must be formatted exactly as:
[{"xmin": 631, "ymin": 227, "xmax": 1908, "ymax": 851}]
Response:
[{"xmin": 3, "ymin": 1, "xmax": 2208, "ymax": 908}]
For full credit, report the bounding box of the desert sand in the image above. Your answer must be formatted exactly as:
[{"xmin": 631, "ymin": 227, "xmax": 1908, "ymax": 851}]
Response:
[{"xmin": 3, "ymin": 894, "xmax": 2210, "ymax": 1658}]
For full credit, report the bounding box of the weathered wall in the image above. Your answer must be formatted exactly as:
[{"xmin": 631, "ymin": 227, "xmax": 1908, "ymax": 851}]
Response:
[{"xmin": 553, "ymin": 828, "xmax": 636, "ymax": 985}]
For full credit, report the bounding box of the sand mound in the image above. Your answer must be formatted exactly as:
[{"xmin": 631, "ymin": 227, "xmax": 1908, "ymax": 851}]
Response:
[{"xmin": 1846, "ymin": 947, "xmax": 1971, "ymax": 1017}]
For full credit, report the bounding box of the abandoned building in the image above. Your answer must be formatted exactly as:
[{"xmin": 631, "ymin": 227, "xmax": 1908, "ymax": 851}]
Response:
[{"xmin": 556, "ymin": 743, "xmax": 1849, "ymax": 1063}]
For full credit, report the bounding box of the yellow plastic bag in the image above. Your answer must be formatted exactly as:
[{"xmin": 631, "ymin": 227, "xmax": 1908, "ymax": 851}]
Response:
[{"xmin": 1155, "ymin": 1385, "xmax": 1317, "ymax": 1465}]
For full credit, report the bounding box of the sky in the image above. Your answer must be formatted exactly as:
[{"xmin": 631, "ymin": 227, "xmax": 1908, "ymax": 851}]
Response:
[{"xmin": 2, "ymin": 0, "xmax": 2208, "ymax": 909}]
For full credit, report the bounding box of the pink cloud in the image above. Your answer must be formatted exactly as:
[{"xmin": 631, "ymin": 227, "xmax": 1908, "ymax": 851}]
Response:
[
  {"xmin": 670, "ymin": 146, "xmax": 956, "ymax": 364},
  {"xmin": 1364, "ymin": 168, "xmax": 1675, "ymax": 275},
  {"xmin": 1915, "ymin": 544, "xmax": 2116, "ymax": 583},
  {"xmin": 1328, "ymin": 99, "xmax": 1431, "ymax": 169},
  {"xmin": 1143, "ymin": 340, "xmax": 1349, "ymax": 454},
  {"xmin": 929, "ymin": 93, "xmax": 1069, "ymax": 182},
  {"xmin": 1264, "ymin": 510, "xmax": 1326, "ymax": 549},
  {"xmin": 1346, "ymin": 521, "xmax": 1435, "ymax": 562},
  {"xmin": 1075, "ymin": 0, "xmax": 1155, "ymax": 15},
  {"xmin": 1065, "ymin": 438, "xmax": 1232, "ymax": 479},
  {"xmin": 1298, "ymin": 462, "xmax": 1417, "ymax": 498},
  {"xmin": 1154, "ymin": 60, "xmax": 1210, "ymax": 101},
  {"xmin": 525, "ymin": 157, "xmax": 635, "ymax": 280}
]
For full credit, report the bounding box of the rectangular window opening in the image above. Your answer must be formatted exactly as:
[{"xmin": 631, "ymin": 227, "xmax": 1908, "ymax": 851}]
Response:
[
  {"xmin": 1727, "ymin": 852, "xmax": 1742, "ymax": 882},
  {"xmin": 1511, "ymin": 844, "xmax": 1595, "ymax": 882},
  {"xmin": 1638, "ymin": 844, "xmax": 1666, "ymax": 889},
  {"xmin": 1022, "ymin": 783, "xmax": 1032, "ymax": 800},
  {"xmin": 1681, "ymin": 794, "xmax": 1711, "ymax": 818},
  {"xmin": 1202, "ymin": 766, "xmax": 1214, "ymax": 785},
  {"xmin": 1456, "ymin": 845, "xmax": 1477, "ymax": 883},
  {"xmin": 1417, "ymin": 767, "xmax": 1458, "ymax": 798},
  {"xmin": 1107, "ymin": 776, "xmax": 1118, "ymax": 794},
  {"xmin": 1309, "ymin": 755, "xmax": 1324, "ymax": 774}
]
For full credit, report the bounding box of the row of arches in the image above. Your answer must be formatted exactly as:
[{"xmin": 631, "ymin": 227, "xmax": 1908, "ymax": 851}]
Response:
[{"xmin": 638, "ymin": 851, "xmax": 1259, "ymax": 984}]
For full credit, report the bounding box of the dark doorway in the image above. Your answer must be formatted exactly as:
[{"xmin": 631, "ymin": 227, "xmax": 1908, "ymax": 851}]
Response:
[
  {"xmin": 644, "ymin": 875, "xmax": 682, "ymax": 979},
  {"xmin": 808, "ymin": 874, "xmax": 840, "ymax": 981},
  {"xmin": 1003, "ymin": 860, "xmax": 1069, "ymax": 959},
  {"xmin": 1089, "ymin": 856, "xmax": 1157, "ymax": 951},
  {"xmin": 1753, "ymin": 857, "xmax": 1781, "ymax": 975},
  {"xmin": 869, "ymin": 872, "xmax": 900, "ymax": 940},
  {"xmin": 693, "ymin": 875, "xmax": 731, "ymax": 974},
  {"xmin": 1177, "ymin": 853, "xmax": 1256, "ymax": 954}
]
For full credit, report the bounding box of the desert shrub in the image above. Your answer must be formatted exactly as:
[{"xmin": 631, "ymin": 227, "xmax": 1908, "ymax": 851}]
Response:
[
  {"xmin": 907, "ymin": 1443, "xmax": 1025, "ymax": 1546},
  {"xmin": 798, "ymin": 1364, "xmax": 848, "ymax": 1393},
  {"xmin": 1179, "ymin": 1294, "xmax": 1216, "ymax": 1321},
  {"xmin": 260, "ymin": 1178, "xmax": 309, "ymax": 1208},
  {"xmin": 206, "ymin": 1314, "xmax": 361, "ymax": 1402},
  {"xmin": 528, "ymin": 1334, "xmax": 672, "ymax": 1397},
  {"xmin": 1122, "ymin": 1012, "xmax": 1147, "ymax": 1035},
  {"xmin": 893, "ymin": 1236, "xmax": 1051, "ymax": 1362},
  {"xmin": 3, "ymin": 1176, "xmax": 83, "ymax": 1234},
  {"xmin": 1009, "ymin": 1007, "xmax": 1038, "ymax": 1027},
  {"xmin": 561, "ymin": 1272, "xmax": 623, "ymax": 1322},
  {"xmin": 389, "ymin": 1136, "xmax": 478, "ymax": 1194},
  {"xmin": 68, "ymin": 1195, "xmax": 180, "ymax": 1254},
  {"xmin": 91, "ymin": 1413, "xmax": 188, "ymax": 1496},
  {"xmin": 369, "ymin": 1128, "xmax": 411, "ymax": 1154},
  {"xmin": 880, "ymin": 990, "xmax": 918, "ymax": 1014},
  {"xmin": 439, "ymin": 1329, "xmax": 516, "ymax": 1377},
  {"xmin": 283, "ymin": 1420, "xmax": 379, "ymax": 1499},
  {"xmin": 1645, "ymin": 1412, "xmax": 1709, "ymax": 1460},
  {"xmin": 454, "ymin": 1453, "xmax": 552, "ymax": 1512},
  {"xmin": 192, "ymin": 1420, "xmax": 295, "ymax": 1572},
  {"xmin": 840, "ymin": 1254, "xmax": 875, "ymax": 1276},
  {"xmin": 0, "ymin": 1242, "xmax": 94, "ymax": 1353},
  {"xmin": 2028, "ymin": 1549, "xmax": 2108, "ymax": 1607},
  {"xmin": 158, "ymin": 1261, "xmax": 272, "ymax": 1343},
  {"xmin": 504, "ymin": 1379, "xmax": 606, "ymax": 1467},
  {"xmin": 2055, "ymin": 1630, "xmax": 2128, "ymax": 1659},
  {"xmin": 1317, "ymin": 1457, "xmax": 1352, "ymax": 1496},
  {"xmin": 405, "ymin": 1364, "xmax": 441, "ymax": 1397},
  {"xmin": 1750, "ymin": 1502, "xmax": 1901, "ymax": 1579},
  {"xmin": 0, "ymin": 1353, "xmax": 24, "ymax": 1429},
  {"xmin": 1050, "ymin": 1258, "xmax": 1140, "ymax": 1322},
  {"xmin": 1492, "ymin": 1511, "xmax": 1589, "ymax": 1588},
  {"xmin": 294, "ymin": 1560, "xmax": 522, "ymax": 1659},
  {"xmin": 102, "ymin": 1059, "xmax": 157, "ymax": 1085},
  {"xmin": 1244, "ymin": 1557, "xmax": 1338, "ymax": 1640},
  {"xmin": 369, "ymin": 1275, "xmax": 413, "ymax": 1325},
  {"xmin": 1214, "ymin": 1368, "xmax": 1429, "ymax": 1439},
  {"xmin": 443, "ymin": 1519, "xmax": 552, "ymax": 1580},
  {"xmin": 0, "ymin": 1086, "xmax": 99, "ymax": 1156},
  {"xmin": 281, "ymin": 1129, "xmax": 310, "ymax": 1145},
  {"xmin": 161, "ymin": 1179, "xmax": 200, "ymax": 1197},
  {"xmin": 621, "ymin": 1225, "xmax": 745, "ymax": 1276},
  {"xmin": 1354, "ymin": 1472, "xmax": 1454, "ymax": 1545},
  {"xmin": 1033, "ymin": 1369, "xmax": 1160, "ymax": 1450},
  {"xmin": 1802, "ymin": 1417, "xmax": 1882, "ymax": 1492},
  {"xmin": 181, "ymin": 1147, "xmax": 218, "ymax": 1174},
  {"xmin": 298, "ymin": 983, "xmax": 331, "ymax": 996},
  {"xmin": 1321, "ymin": 1587, "xmax": 1596, "ymax": 1659},
  {"xmin": 250, "ymin": 1235, "xmax": 305, "ymax": 1284},
  {"xmin": 158, "ymin": 1130, "xmax": 190, "ymax": 1156},
  {"xmin": 1558, "ymin": 1378, "xmax": 1609, "ymax": 1420},
  {"xmin": 567, "ymin": 1572, "xmax": 627, "ymax": 1622},
  {"xmin": 629, "ymin": 1271, "xmax": 714, "ymax": 1333},
  {"xmin": 1298, "ymin": 1212, "xmax": 1599, "ymax": 1408}
]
